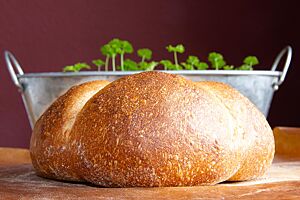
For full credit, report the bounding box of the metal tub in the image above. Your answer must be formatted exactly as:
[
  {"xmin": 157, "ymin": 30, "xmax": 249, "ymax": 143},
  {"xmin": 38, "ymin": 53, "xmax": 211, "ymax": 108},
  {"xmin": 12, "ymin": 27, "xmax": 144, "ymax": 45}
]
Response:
[{"xmin": 4, "ymin": 46, "xmax": 292, "ymax": 128}]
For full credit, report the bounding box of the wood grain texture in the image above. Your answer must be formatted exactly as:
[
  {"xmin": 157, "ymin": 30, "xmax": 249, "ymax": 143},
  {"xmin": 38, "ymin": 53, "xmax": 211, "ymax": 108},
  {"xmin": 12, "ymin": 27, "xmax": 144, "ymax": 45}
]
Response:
[
  {"xmin": 0, "ymin": 147, "xmax": 31, "ymax": 166},
  {"xmin": 273, "ymin": 127, "xmax": 300, "ymax": 161}
]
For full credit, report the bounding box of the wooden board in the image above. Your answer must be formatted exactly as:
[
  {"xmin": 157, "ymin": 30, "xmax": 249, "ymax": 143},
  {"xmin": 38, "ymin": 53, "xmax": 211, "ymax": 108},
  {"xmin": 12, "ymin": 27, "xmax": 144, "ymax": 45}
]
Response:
[
  {"xmin": 0, "ymin": 161, "xmax": 300, "ymax": 199},
  {"xmin": 0, "ymin": 147, "xmax": 31, "ymax": 166},
  {"xmin": 0, "ymin": 127, "xmax": 299, "ymax": 199}
]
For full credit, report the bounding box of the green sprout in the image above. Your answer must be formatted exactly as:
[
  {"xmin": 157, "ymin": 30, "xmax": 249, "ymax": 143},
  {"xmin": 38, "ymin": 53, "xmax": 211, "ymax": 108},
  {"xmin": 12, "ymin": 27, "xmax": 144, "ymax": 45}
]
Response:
[
  {"xmin": 137, "ymin": 48, "xmax": 152, "ymax": 63},
  {"xmin": 181, "ymin": 63, "xmax": 194, "ymax": 70},
  {"xmin": 181, "ymin": 56, "xmax": 209, "ymax": 70},
  {"xmin": 92, "ymin": 59, "xmax": 105, "ymax": 71},
  {"xmin": 181, "ymin": 56, "xmax": 199, "ymax": 70},
  {"xmin": 244, "ymin": 56, "xmax": 259, "ymax": 66},
  {"xmin": 223, "ymin": 65, "xmax": 234, "ymax": 70},
  {"xmin": 107, "ymin": 38, "xmax": 122, "ymax": 71},
  {"xmin": 139, "ymin": 61, "xmax": 158, "ymax": 71},
  {"xmin": 160, "ymin": 60, "xmax": 182, "ymax": 70},
  {"xmin": 101, "ymin": 44, "xmax": 114, "ymax": 71},
  {"xmin": 122, "ymin": 59, "xmax": 140, "ymax": 71},
  {"xmin": 238, "ymin": 56, "xmax": 259, "ymax": 70},
  {"xmin": 137, "ymin": 48, "xmax": 158, "ymax": 71},
  {"xmin": 119, "ymin": 40, "xmax": 134, "ymax": 71},
  {"xmin": 208, "ymin": 52, "xmax": 226, "ymax": 70},
  {"xmin": 238, "ymin": 65, "xmax": 251, "ymax": 70},
  {"xmin": 166, "ymin": 44, "xmax": 185, "ymax": 69},
  {"xmin": 63, "ymin": 63, "xmax": 90, "ymax": 72},
  {"xmin": 160, "ymin": 60, "xmax": 173, "ymax": 70},
  {"xmin": 106, "ymin": 39, "xmax": 134, "ymax": 71},
  {"xmin": 195, "ymin": 62, "xmax": 209, "ymax": 70},
  {"xmin": 63, "ymin": 65, "xmax": 76, "ymax": 72},
  {"xmin": 187, "ymin": 56, "xmax": 199, "ymax": 66}
]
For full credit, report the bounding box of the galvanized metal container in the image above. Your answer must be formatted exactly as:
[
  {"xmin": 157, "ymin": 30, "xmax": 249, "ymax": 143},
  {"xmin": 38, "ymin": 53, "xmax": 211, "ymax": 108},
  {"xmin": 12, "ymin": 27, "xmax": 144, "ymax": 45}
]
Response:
[{"xmin": 4, "ymin": 46, "xmax": 292, "ymax": 128}]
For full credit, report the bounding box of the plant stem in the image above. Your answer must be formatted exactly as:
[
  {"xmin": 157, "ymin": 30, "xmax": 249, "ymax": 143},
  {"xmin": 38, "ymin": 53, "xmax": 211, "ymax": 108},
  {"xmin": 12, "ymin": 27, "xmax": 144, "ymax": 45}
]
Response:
[
  {"xmin": 98, "ymin": 65, "xmax": 100, "ymax": 71},
  {"xmin": 142, "ymin": 56, "xmax": 145, "ymax": 63},
  {"xmin": 120, "ymin": 53, "xmax": 124, "ymax": 71},
  {"xmin": 174, "ymin": 52, "xmax": 178, "ymax": 69},
  {"xmin": 105, "ymin": 56, "xmax": 109, "ymax": 71},
  {"xmin": 112, "ymin": 54, "xmax": 116, "ymax": 71}
]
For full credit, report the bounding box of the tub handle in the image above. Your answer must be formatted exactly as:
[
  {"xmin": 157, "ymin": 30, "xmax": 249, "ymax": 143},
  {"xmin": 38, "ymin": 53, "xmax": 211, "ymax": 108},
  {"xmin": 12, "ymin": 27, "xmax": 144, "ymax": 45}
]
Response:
[
  {"xmin": 4, "ymin": 51, "xmax": 24, "ymax": 91},
  {"xmin": 271, "ymin": 46, "xmax": 292, "ymax": 90}
]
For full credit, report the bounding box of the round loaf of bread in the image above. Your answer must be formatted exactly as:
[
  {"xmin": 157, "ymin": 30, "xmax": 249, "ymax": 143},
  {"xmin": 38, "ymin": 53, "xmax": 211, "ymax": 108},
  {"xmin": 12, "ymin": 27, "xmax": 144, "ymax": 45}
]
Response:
[{"xmin": 30, "ymin": 71, "xmax": 274, "ymax": 187}]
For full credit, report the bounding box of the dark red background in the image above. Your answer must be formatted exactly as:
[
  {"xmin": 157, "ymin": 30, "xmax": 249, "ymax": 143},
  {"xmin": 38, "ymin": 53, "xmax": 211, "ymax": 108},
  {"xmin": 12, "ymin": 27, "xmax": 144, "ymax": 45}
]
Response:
[{"xmin": 0, "ymin": 0, "xmax": 299, "ymax": 148}]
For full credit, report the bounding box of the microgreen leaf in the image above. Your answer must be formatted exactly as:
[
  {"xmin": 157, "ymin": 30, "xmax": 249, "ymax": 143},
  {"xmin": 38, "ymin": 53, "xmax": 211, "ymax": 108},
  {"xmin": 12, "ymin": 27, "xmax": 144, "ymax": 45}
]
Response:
[
  {"xmin": 101, "ymin": 44, "xmax": 114, "ymax": 71},
  {"xmin": 145, "ymin": 61, "xmax": 158, "ymax": 71},
  {"xmin": 243, "ymin": 56, "xmax": 259, "ymax": 66},
  {"xmin": 223, "ymin": 65, "xmax": 235, "ymax": 70},
  {"xmin": 186, "ymin": 56, "xmax": 200, "ymax": 66},
  {"xmin": 160, "ymin": 60, "xmax": 173, "ymax": 67},
  {"xmin": 63, "ymin": 65, "xmax": 76, "ymax": 72},
  {"xmin": 110, "ymin": 39, "xmax": 134, "ymax": 71},
  {"xmin": 166, "ymin": 44, "xmax": 185, "ymax": 53},
  {"xmin": 166, "ymin": 44, "xmax": 185, "ymax": 68},
  {"xmin": 208, "ymin": 52, "xmax": 223, "ymax": 61},
  {"xmin": 63, "ymin": 63, "xmax": 90, "ymax": 72},
  {"xmin": 208, "ymin": 52, "xmax": 226, "ymax": 70},
  {"xmin": 181, "ymin": 62, "xmax": 194, "ymax": 70},
  {"xmin": 101, "ymin": 44, "xmax": 114, "ymax": 56},
  {"xmin": 195, "ymin": 62, "xmax": 209, "ymax": 70},
  {"xmin": 74, "ymin": 63, "xmax": 91, "ymax": 71},
  {"xmin": 92, "ymin": 59, "xmax": 105, "ymax": 71},
  {"xmin": 237, "ymin": 56, "xmax": 258, "ymax": 70},
  {"xmin": 123, "ymin": 59, "xmax": 140, "ymax": 71},
  {"xmin": 107, "ymin": 38, "xmax": 123, "ymax": 71},
  {"xmin": 160, "ymin": 60, "xmax": 176, "ymax": 70},
  {"xmin": 175, "ymin": 44, "xmax": 185, "ymax": 53},
  {"xmin": 238, "ymin": 64, "xmax": 253, "ymax": 70},
  {"xmin": 166, "ymin": 45, "xmax": 176, "ymax": 52},
  {"xmin": 137, "ymin": 48, "xmax": 152, "ymax": 61},
  {"xmin": 121, "ymin": 40, "xmax": 134, "ymax": 54},
  {"xmin": 139, "ymin": 61, "xmax": 158, "ymax": 71},
  {"xmin": 108, "ymin": 38, "xmax": 122, "ymax": 53}
]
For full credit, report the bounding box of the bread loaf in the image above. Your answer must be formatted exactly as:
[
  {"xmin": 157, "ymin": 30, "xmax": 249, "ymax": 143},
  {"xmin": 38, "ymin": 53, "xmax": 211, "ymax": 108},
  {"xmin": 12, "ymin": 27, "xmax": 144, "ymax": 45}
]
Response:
[{"xmin": 30, "ymin": 71, "xmax": 274, "ymax": 187}]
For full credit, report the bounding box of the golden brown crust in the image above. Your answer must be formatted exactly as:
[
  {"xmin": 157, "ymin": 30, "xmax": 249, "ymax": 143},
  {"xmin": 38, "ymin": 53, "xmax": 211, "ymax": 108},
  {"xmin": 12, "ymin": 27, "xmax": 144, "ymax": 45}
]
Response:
[
  {"xmin": 30, "ymin": 80, "xmax": 110, "ymax": 181},
  {"xmin": 196, "ymin": 82, "xmax": 275, "ymax": 181},
  {"xmin": 30, "ymin": 72, "xmax": 274, "ymax": 187}
]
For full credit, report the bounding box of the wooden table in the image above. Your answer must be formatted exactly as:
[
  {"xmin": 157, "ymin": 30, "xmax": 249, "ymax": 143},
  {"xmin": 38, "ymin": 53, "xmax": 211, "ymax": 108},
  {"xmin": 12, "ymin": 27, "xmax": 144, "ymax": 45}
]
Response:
[{"xmin": 0, "ymin": 127, "xmax": 300, "ymax": 199}]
